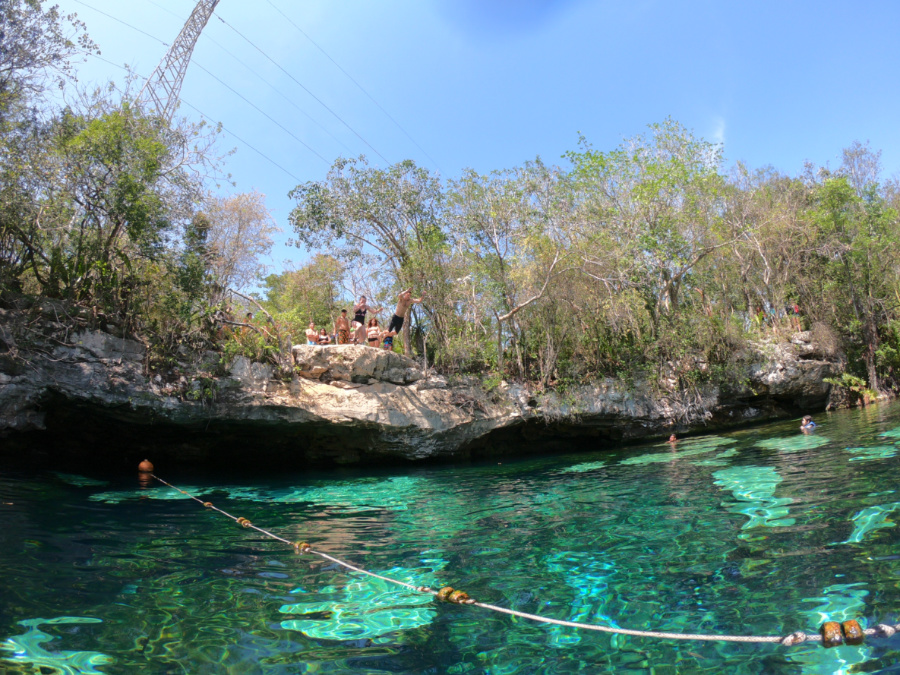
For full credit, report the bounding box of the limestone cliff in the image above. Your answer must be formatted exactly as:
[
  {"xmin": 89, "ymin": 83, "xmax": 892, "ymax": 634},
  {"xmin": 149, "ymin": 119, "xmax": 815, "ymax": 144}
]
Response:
[{"xmin": 0, "ymin": 304, "xmax": 840, "ymax": 468}]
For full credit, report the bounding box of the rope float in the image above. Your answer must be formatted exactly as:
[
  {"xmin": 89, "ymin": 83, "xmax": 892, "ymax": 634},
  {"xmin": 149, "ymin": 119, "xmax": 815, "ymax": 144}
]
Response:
[{"xmin": 138, "ymin": 460, "xmax": 900, "ymax": 649}]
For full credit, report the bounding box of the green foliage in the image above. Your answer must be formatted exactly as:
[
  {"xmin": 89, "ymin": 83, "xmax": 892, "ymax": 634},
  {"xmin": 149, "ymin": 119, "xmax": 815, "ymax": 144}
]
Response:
[
  {"xmin": 276, "ymin": 129, "xmax": 900, "ymax": 393},
  {"xmin": 262, "ymin": 254, "xmax": 344, "ymax": 333},
  {"xmin": 219, "ymin": 325, "xmax": 280, "ymax": 365},
  {"xmin": 185, "ymin": 377, "xmax": 218, "ymax": 405},
  {"xmin": 824, "ymin": 373, "xmax": 878, "ymax": 403},
  {"xmin": 4, "ymin": 7, "xmax": 899, "ymax": 398}
]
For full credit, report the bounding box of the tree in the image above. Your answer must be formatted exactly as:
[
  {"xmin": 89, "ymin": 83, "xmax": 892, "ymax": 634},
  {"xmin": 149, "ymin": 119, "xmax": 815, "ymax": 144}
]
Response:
[
  {"xmin": 446, "ymin": 161, "xmax": 567, "ymax": 379},
  {"xmin": 567, "ymin": 119, "xmax": 731, "ymax": 333},
  {"xmin": 809, "ymin": 173, "xmax": 897, "ymax": 393},
  {"xmin": 288, "ymin": 156, "xmax": 446, "ymax": 353},
  {"xmin": 0, "ymin": 0, "xmax": 97, "ymax": 290},
  {"xmin": 1, "ymin": 74, "xmax": 222, "ymax": 334},
  {"xmin": 0, "ymin": 0, "xmax": 96, "ymax": 116},
  {"xmin": 262, "ymin": 254, "xmax": 344, "ymax": 329},
  {"xmin": 204, "ymin": 190, "xmax": 278, "ymax": 293}
]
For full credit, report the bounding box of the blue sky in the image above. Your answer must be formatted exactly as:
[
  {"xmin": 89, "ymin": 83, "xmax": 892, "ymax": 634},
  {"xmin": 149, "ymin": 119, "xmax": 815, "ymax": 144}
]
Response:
[{"xmin": 56, "ymin": 0, "xmax": 900, "ymax": 272}]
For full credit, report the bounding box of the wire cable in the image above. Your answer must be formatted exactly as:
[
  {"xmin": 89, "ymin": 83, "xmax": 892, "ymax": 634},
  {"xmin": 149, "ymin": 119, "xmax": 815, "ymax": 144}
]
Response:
[
  {"xmin": 215, "ymin": 15, "xmax": 392, "ymax": 165},
  {"xmin": 72, "ymin": 0, "xmax": 168, "ymax": 46},
  {"xmin": 84, "ymin": 53, "xmax": 303, "ymax": 182},
  {"xmin": 264, "ymin": 0, "xmax": 442, "ymax": 172},
  {"xmin": 140, "ymin": 0, "xmax": 353, "ymax": 155},
  {"xmin": 142, "ymin": 0, "xmax": 184, "ymax": 20},
  {"xmin": 72, "ymin": 3, "xmax": 328, "ymax": 166},
  {"xmin": 179, "ymin": 100, "xmax": 303, "ymax": 181},
  {"xmin": 190, "ymin": 61, "xmax": 329, "ymax": 164}
]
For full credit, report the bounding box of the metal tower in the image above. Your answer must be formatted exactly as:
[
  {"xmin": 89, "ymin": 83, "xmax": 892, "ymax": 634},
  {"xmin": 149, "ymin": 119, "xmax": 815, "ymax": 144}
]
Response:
[{"xmin": 138, "ymin": 0, "xmax": 220, "ymax": 122}]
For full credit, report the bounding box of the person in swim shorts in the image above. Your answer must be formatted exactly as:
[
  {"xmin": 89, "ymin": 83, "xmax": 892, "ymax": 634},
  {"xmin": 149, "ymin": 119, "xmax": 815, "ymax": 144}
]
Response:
[
  {"xmin": 335, "ymin": 309, "xmax": 351, "ymax": 345},
  {"xmin": 381, "ymin": 329, "xmax": 395, "ymax": 351},
  {"xmin": 305, "ymin": 322, "xmax": 317, "ymax": 345},
  {"xmin": 387, "ymin": 289, "xmax": 425, "ymax": 353}
]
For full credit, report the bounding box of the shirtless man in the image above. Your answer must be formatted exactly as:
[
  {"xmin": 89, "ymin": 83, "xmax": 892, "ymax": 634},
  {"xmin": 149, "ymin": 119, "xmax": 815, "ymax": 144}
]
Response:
[
  {"xmin": 386, "ymin": 289, "xmax": 425, "ymax": 354},
  {"xmin": 334, "ymin": 309, "xmax": 351, "ymax": 345},
  {"xmin": 305, "ymin": 322, "xmax": 317, "ymax": 345},
  {"xmin": 351, "ymin": 295, "xmax": 379, "ymax": 344}
]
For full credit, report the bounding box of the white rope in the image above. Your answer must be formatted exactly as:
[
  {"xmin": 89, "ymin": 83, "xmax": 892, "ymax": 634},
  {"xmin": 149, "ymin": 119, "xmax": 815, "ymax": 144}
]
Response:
[
  {"xmin": 469, "ymin": 601, "xmax": 787, "ymax": 643},
  {"xmin": 148, "ymin": 474, "xmax": 894, "ymax": 648}
]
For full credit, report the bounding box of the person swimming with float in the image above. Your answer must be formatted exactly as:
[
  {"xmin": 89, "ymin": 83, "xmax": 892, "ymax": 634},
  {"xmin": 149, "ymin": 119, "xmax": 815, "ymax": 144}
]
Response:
[{"xmin": 800, "ymin": 415, "xmax": 817, "ymax": 431}]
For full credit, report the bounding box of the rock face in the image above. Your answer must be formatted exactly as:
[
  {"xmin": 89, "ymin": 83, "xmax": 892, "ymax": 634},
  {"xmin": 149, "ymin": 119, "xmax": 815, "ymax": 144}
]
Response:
[
  {"xmin": 0, "ymin": 306, "xmax": 842, "ymax": 469},
  {"xmin": 290, "ymin": 344, "xmax": 425, "ymax": 385}
]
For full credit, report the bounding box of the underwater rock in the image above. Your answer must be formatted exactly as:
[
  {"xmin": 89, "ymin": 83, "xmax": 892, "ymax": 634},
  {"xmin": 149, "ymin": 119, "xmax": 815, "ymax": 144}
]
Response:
[
  {"xmin": 756, "ymin": 434, "xmax": 830, "ymax": 452},
  {"xmin": 838, "ymin": 503, "xmax": 900, "ymax": 544},
  {"xmin": 713, "ymin": 466, "xmax": 796, "ymax": 534},
  {"xmin": 279, "ymin": 561, "xmax": 444, "ymax": 640},
  {"xmin": 845, "ymin": 445, "xmax": 899, "ymax": 462},
  {"xmin": 0, "ymin": 616, "xmax": 113, "ymax": 674}
]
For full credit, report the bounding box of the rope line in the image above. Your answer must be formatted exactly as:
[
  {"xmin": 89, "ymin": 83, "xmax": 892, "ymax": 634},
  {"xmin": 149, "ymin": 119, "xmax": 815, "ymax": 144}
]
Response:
[{"xmin": 147, "ymin": 474, "xmax": 898, "ymax": 648}]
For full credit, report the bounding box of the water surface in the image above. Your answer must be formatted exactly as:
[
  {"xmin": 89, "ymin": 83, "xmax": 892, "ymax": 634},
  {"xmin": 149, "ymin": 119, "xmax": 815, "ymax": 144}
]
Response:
[{"xmin": 3, "ymin": 404, "xmax": 900, "ymax": 673}]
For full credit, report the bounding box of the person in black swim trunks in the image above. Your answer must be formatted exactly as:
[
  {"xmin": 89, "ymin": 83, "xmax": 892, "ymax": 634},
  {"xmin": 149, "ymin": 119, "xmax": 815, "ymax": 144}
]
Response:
[{"xmin": 387, "ymin": 289, "xmax": 425, "ymax": 353}]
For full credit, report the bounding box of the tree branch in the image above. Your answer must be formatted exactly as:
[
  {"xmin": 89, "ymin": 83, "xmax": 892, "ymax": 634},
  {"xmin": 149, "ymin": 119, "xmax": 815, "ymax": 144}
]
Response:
[{"xmin": 497, "ymin": 249, "xmax": 562, "ymax": 322}]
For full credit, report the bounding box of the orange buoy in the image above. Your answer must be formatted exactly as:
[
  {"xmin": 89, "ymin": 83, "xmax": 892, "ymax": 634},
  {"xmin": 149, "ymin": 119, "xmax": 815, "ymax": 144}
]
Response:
[
  {"xmin": 842, "ymin": 620, "xmax": 864, "ymax": 645},
  {"xmin": 436, "ymin": 586, "xmax": 455, "ymax": 602},
  {"xmin": 820, "ymin": 621, "xmax": 843, "ymax": 648},
  {"xmin": 448, "ymin": 590, "xmax": 470, "ymax": 604},
  {"xmin": 138, "ymin": 459, "xmax": 154, "ymax": 473}
]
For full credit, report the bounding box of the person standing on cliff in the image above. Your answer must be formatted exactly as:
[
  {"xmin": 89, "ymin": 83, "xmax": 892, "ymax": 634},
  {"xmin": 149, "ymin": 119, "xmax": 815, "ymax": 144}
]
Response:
[
  {"xmin": 387, "ymin": 289, "xmax": 425, "ymax": 354},
  {"xmin": 352, "ymin": 295, "xmax": 380, "ymax": 344},
  {"xmin": 305, "ymin": 322, "xmax": 317, "ymax": 345},
  {"xmin": 790, "ymin": 301, "xmax": 802, "ymax": 332},
  {"xmin": 335, "ymin": 309, "xmax": 351, "ymax": 345}
]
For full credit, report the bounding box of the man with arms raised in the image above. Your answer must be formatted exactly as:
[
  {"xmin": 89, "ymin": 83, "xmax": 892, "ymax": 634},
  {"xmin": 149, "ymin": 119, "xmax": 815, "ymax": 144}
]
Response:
[{"xmin": 387, "ymin": 288, "xmax": 425, "ymax": 355}]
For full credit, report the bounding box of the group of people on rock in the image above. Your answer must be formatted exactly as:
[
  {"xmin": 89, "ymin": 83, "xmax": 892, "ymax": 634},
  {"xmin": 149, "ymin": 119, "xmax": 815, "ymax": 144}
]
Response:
[{"xmin": 304, "ymin": 289, "xmax": 425, "ymax": 353}]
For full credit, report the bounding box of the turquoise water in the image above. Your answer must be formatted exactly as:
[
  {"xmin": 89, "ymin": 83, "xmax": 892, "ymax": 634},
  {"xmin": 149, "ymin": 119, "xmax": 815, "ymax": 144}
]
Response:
[{"xmin": 3, "ymin": 406, "xmax": 900, "ymax": 673}]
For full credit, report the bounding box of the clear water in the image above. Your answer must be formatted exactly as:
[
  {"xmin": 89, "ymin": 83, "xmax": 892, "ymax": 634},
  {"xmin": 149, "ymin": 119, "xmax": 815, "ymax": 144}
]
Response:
[{"xmin": 3, "ymin": 405, "xmax": 900, "ymax": 674}]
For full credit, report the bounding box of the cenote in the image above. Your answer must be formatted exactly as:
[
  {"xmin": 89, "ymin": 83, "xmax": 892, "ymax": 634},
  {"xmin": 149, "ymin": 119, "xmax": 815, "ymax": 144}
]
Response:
[{"xmin": 4, "ymin": 405, "xmax": 900, "ymax": 674}]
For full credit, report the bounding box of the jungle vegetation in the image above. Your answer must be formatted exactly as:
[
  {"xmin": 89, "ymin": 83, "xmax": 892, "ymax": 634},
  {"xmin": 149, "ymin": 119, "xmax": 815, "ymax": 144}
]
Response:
[{"xmin": 3, "ymin": 0, "xmax": 900, "ymax": 397}]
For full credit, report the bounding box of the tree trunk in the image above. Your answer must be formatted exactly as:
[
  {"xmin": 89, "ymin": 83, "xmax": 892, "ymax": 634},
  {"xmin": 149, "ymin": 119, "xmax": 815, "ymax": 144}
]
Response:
[
  {"xmin": 864, "ymin": 314, "xmax": 881, "ymax": 394},
  {"xmin": 495, "ymin": 316, "xmax": 504, "ymax": 376},
  {"xmin": 401, "ymin": 307, "xmax": 413, "ymax": 356}
]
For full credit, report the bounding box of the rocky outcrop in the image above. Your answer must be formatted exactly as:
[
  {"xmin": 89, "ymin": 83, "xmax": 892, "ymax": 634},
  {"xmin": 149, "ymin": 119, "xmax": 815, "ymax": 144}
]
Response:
[
  {"xmin": 0, "ymin": 305, "xmax": 841, "ymax": 469},
  {"xmin": 290, "ymin": 344, "xmax": 425, "ymax": 386}
]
